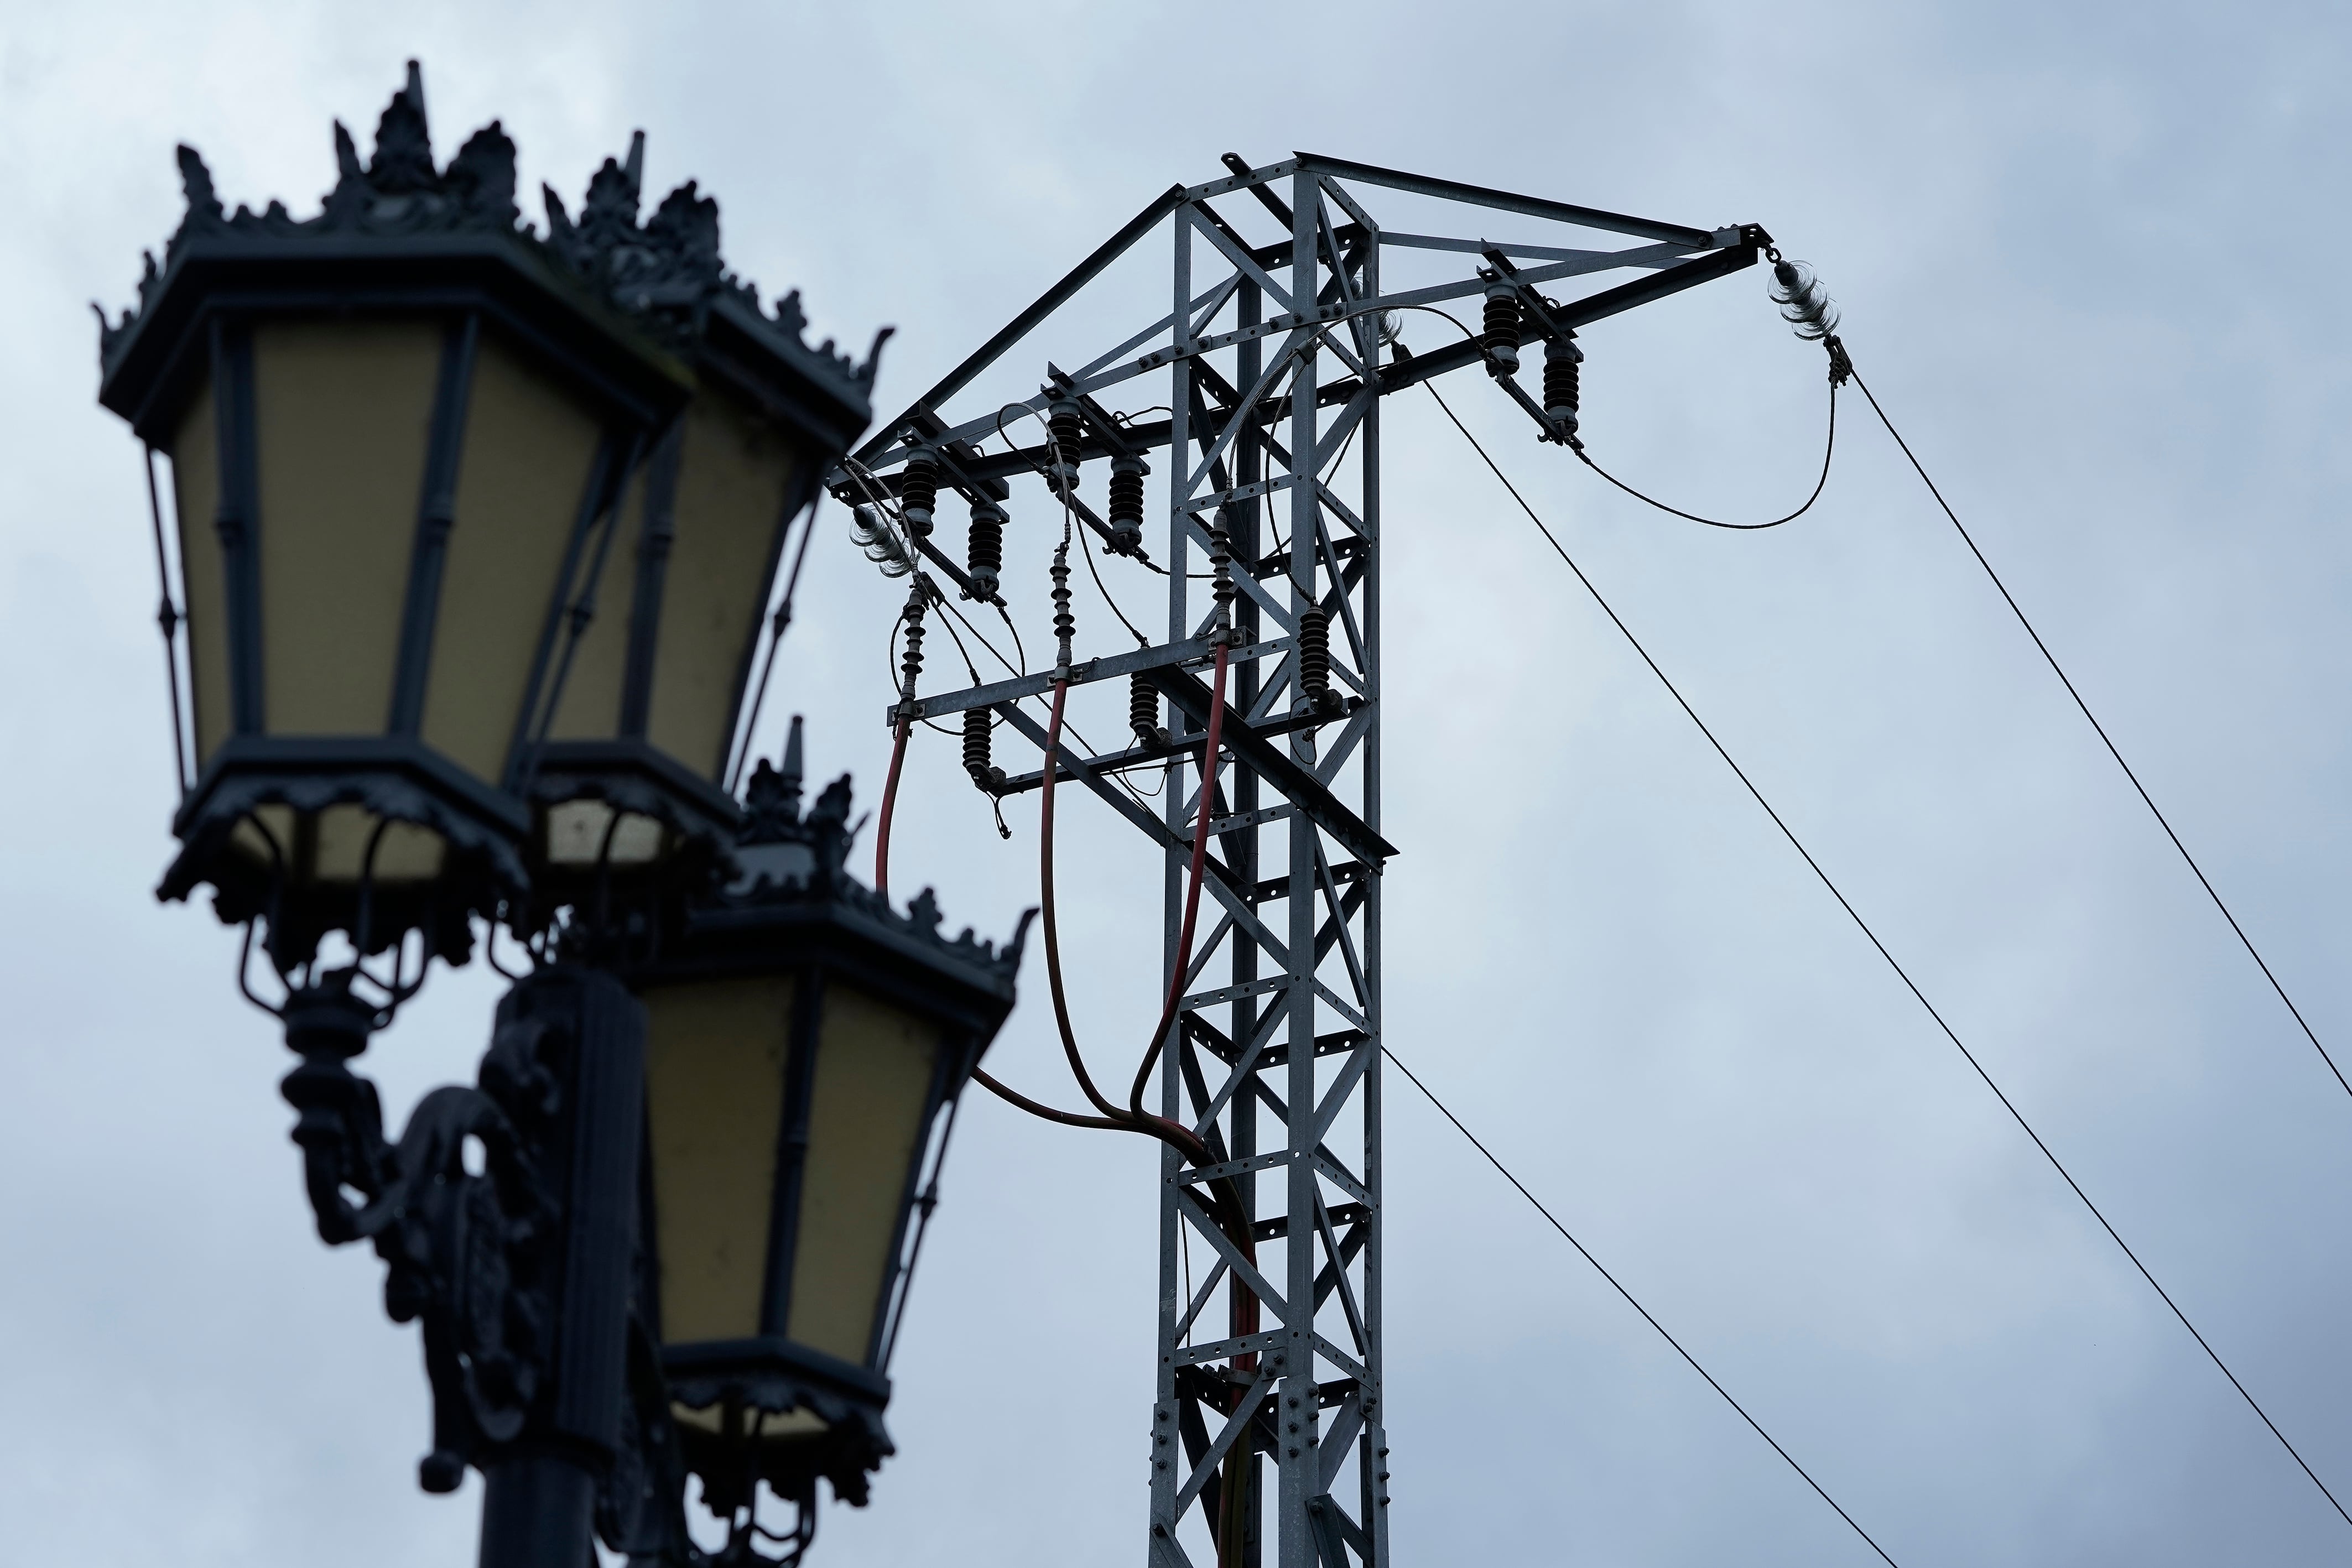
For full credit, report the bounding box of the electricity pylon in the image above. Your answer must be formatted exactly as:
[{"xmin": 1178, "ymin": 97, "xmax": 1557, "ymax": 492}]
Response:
[{"xmin": 835, "ymin": 153, "xmax": 1762, "ymax": 1568}]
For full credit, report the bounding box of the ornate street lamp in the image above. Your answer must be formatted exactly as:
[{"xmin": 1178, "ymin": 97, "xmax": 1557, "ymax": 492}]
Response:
[
  {"xmin": 96, "ymin": 62, "xmax": 877, "ymax": 969},
  {"xmin": 615, "ymin": 725, "xmax": 1029, "ymax": 1560},
  {"xmin": 95, "ymin": 66, "xmax": 1018, "ymax": 1568}
]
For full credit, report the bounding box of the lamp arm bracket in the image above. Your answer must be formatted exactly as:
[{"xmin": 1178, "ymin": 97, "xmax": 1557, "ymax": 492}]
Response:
[{"xmin": 278, "ymin": 984, "xmax": 566, "ymax": 1494}]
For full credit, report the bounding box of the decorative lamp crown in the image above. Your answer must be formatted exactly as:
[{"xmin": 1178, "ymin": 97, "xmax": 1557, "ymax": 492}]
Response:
[{"xmin": 96, "ymin": 62, "xmax": 888, "ymax": 970}]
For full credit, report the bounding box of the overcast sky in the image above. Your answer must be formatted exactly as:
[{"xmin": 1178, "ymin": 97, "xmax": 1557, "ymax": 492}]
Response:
[{"xmin": 8, "ymin": 3, "xmax": 2352, "ymax": 1565}]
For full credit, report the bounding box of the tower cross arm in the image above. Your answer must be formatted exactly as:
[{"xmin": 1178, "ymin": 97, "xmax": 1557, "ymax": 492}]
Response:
[{"xmin": 1139, "ymin": 664, "xmax": 1396, "ymax": 868}]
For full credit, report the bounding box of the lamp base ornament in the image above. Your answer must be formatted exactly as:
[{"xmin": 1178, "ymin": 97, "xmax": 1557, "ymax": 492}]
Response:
[{"xmin": 280, "ymin": 965, "xmax": 648, "ymax": 1565}]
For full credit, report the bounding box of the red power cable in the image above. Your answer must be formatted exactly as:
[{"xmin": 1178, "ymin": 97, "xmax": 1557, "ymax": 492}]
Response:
[
  {"xmin": 875, "ymin": 717, "xmax": 910, "ymax": 897},
  {"xmin": 868, "ymin": 652, "xmax": 1252, "ymax": 1242},
  {"xmin": 1035, "ymin": 672, "xmax": 1223, "ymax": 1166},
  {"xmin": 1130, "ymin": 641, "xmax": 1230, "ymax": 1120}
]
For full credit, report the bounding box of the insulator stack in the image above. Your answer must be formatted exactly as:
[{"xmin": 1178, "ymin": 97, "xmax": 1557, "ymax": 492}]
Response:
[
  {"xmin": 962, "ymin": 706, "xmax": 1003, "ymax": 790},
  {"xmin": 1482, "ymin": 284, "xmax": 1522, "ymax": 375},
  {"xmin": 897, "ymin": 587, "xmax": 927, "ymax": 717},
  {"xmin": 1107, "ymin": 454, "xmax": 1147, "ymax": 555},
  {"xmin": 966, "ymin": 499, "xmax": 1005, "ymax": 599},
  {"xmin": 1050, "ymin": 547, "xmax": 1075, "ymax": 672},
  {"xmin": 901, "ymin": 452, "xmax": 939, "ymax": 539},
  {"xmin": 1208, "ymin": 524, "xmax": 1236, "ymax": 639},
  {"xmin": 1048, "ymin": 400, "xmax": 1085, "ymax": 493},
  {"xmin": 1769, "ymin": 260, "xmax": 1840, "ymax": 341},
  {"xmin": 1130, "ymin": 673, "xmax": 1161, "ymax": 746},
  {"xmin": 1298, "ymin": 605, "xmax": 1337, "ymax": 713},
  {"xmin": 851, "ymin": 503, "xmax": 915, "ymax": 577},
  {"xmin": 1543, "ymin": 334, "xmax": 1584, "ymax": 431}
]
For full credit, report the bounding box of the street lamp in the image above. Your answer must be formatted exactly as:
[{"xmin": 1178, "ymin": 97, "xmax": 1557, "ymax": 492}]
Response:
[
  {"xmin": 97, "ymin": 63, "xmax": 878, "ymax": 968},
  {"xmin": 95, "ymin": 65, "xmax": 1018, "ymax": 1567},
  {"xmin": 618, "ymin": 725, "xmax": 1030, "ymax": 1559}
]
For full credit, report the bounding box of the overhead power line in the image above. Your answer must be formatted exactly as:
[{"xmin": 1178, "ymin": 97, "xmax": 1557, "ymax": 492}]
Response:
[
  {"xmin": 1577, "ymin": 378, "xmax": 1839, "ymax": 531},
  {"xmin": 1848, "ymin": 371, "xmax": 2352, "ymax": 1105},
  {"xmin": 1382, "ymin": 1044, "xmax": 1905, "ymax": 1568},
  {"xmin": 1424, "ymin": 380, "xmax": 2352, "ymax": 1535}
]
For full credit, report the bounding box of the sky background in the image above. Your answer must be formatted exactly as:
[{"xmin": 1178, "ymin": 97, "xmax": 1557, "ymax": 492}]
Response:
[{"xmin": 7, "ymin": 2, "xmax": 2352, "ymax": 1564}]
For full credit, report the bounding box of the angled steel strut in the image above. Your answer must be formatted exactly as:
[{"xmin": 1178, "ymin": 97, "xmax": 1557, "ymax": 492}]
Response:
[{"xmin": 833, "ymin": 154, "xmax": 1758, "ymax": 1568}]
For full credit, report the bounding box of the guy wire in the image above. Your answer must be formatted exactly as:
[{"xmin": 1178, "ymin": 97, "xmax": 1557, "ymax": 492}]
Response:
[
  {"xmin": 1382, "ymin": 1043, "xmax": 1902, "ymax": 1568},
  {"xmin": 1425, "ymin": 378, "xmax": 2352, "ymax": 1533},
  {"xmin": 1850, "ymin": 368, "xmax": 2352, "ymax": 1106}
]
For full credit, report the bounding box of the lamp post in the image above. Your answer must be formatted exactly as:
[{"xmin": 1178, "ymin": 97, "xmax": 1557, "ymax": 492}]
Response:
[{"xmin": 95, "ymin": 64, "xmax": 1022, "ymax": 1566}]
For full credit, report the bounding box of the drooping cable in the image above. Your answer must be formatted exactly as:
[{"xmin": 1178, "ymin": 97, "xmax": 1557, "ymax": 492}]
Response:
[
  {"xmin": 1023, "ymin": 659, "xmax": 1257, "ymax": 1381},
  {"xmin": 1033, "ymin": 672, "xmax": 1215, "ymax": 1164},
  {"xmin": 1394, "ymin": 303, "xmax": 1836, "ymax": 531},
  {"xmin": 1081, "ymin": 527, "xmax": 1153, "ymax": 646},
  {"xmin": 1130, "ymin": 640, "xmax": 1231, "ymax": 1119},
  {"xmin": 1850, "ymin": 369, "xmax": 2352, "ymax": 1105},
  {"xmin": 875, "ymin": 720, "xmax": 910, "ymax": 899},
  {"xmin": 862, "ymin": 655, "xmax": 1174, "ymax": 1141},
  {"xmin": 1574, "ymin": 383, "xmax": 1836, "ymax": 531},
  {"xmin": 1560, "ymin": 248, "xmax": 1844, "ymax": 531},
  {"xmin": 970, "ymin": 1060, "xmax": 1129, "ymax": 1132},
  {"xmin": 951, "ymin": 530, "xmax": 1216, "ymax": 1164},
  {"xmin": 1382, "ymin": 1044, "xmax": 1902, "ymax": 1568},
  {"xmin": 857, "ymin": 591, "xmax": 1118, "ymax": 1123},
  {"xmin": 1426, "ymin": 379, "xmax": 2352, "ymax": 1533},
  {"xmin": 1038, "ymin": 676, "xmax": 1138, "ymax": 1126}
]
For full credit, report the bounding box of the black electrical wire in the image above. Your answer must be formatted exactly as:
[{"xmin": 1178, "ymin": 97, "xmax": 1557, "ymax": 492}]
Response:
[
  {"xmin": 930, "ymin": 597, "xmax": 989, "ymax": 688},
  {"xmin": 1427, "ymin": 379, "xmax": 2352, "ymax": 1534},
  {"xmin": 1381, "ymin": 1044, "xmax": 1902, "ymax": 1568},
  {"xmin": 996, "ymin": 602, "xmax": 1030, "ymax": 679},
  {"xmin": 1850, "ymin": 369, "xmax": 2352, "ymax": 1105},
  {"xmin": 993, "ymin": 403, "xmax": 1160, "ymax": 634},
  {"xmin": 1080, "ymin": 523, "xmax": 1152, "ymax": 647},
  {"xmin": 1575, "ymin": 383, "xmax": 1836, "ymax": 531},
  {"xmin": 933, "ymin": 571, "xmax": 1161, "ymax": 811},
  {"xmin": 1396, "ymin": 301, "xmax": 1834, "ymax": 530},
  {"xmin": 935, "ymin": 593, "xmax": 1013, "ymax": 681}
]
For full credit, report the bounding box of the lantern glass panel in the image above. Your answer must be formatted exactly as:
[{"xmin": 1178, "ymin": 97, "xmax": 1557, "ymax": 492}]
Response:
[
  {"xmin": 228, "ymin": 804, "xmax": 449, "ymax": 885},
  {"xmin": 641, "ymin": 972, "xmax": 946, "ymax": 1367},
  {"xmin": 539, "ymin": 481, "xmax": 643, "ymax": 745},
  {"xmin": 421, "ymin": 330, "xmax": 608, "ymax": 783},
  {"xmin": 675, "ymin": 1405, "xmax": 829, "ymax": 1440},
  {"xmin": 253, "ymin": 320, "xmax": 437, "ymax": 738},
  {"xmin": 170, "ymin": 381, "xmax": 231, "ymax": 769},
  {"xmin": 643, "ymin": 975, "xmax": 794, "ymax": 1344},
  {"xmin": 544, "ymin": 801, "xmax": 667, "ymax": 866},
  {"xmin": 646, "ymin": 391, "xmax": 800, "ymax": 782},
  {"xmin": 786, "ymin": 985, "xmax": 940, "ymax": 1365}
]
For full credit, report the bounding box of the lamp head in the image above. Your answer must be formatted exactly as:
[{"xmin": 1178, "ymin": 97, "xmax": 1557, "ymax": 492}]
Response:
[{"xmin": 98, "ymin": 64, "xmax": 886, "ymax": 976}]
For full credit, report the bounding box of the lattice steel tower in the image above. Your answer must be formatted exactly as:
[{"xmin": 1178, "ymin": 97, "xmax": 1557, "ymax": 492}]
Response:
[{"xmin": 832, "ymin": 155, "xmax": 1763, "ymax": 1568}]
